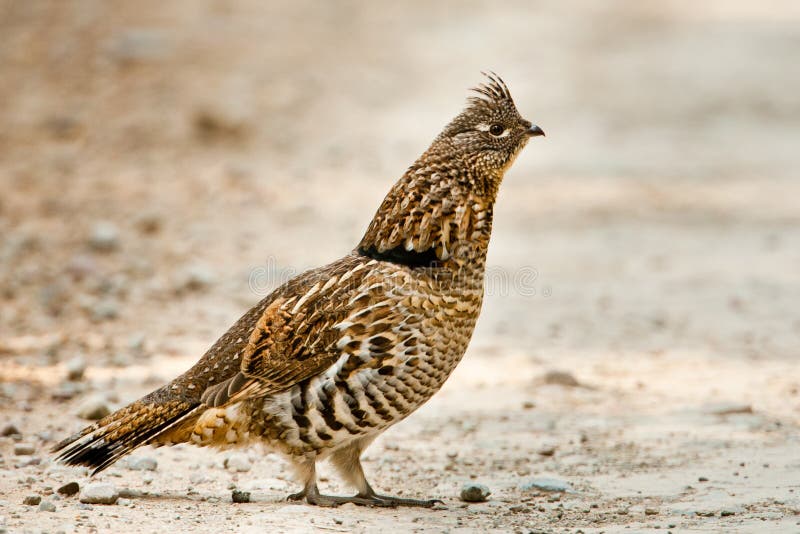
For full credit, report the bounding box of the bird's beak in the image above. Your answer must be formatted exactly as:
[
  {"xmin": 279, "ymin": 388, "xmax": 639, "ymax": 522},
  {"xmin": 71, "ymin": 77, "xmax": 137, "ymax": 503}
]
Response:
[{"xmin": 526, "ymin": 125, "xmax": 545, "ymax": 137}]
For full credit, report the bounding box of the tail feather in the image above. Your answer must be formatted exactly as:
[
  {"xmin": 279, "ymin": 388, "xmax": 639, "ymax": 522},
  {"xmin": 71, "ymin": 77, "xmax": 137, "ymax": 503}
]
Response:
[{"xmin": 53, "ymin": 393, "xmax": 201, "ymax": 475}]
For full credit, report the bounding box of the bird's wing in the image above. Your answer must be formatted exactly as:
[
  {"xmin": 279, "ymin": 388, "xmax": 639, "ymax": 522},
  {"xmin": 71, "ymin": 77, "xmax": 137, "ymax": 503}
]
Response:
[{"xmin": 199, "ymin": 261, "xmax": 368, "ymax": 408}]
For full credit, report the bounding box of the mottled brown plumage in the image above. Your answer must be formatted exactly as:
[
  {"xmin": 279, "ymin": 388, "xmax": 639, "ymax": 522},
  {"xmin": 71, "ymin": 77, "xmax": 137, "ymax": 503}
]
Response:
[{"xmin": 53, "ymin": 73, "xmax": 544, "ymax": 507}]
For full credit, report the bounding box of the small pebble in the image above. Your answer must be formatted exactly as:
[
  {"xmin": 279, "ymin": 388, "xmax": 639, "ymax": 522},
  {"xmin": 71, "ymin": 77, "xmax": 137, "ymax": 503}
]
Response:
[
  {"xmin": 77, "ymin": 396, "xmax": 111, "ymax": 420},
  {"xmin": 79, "ymin": 483, "xmax": 119, "ymax": 505},
  {"xmin": 176, "ymin": 264, "xmax": 216, "ymax": 293},
  {"xmin": 13, "ymin": 443, "xmax": 35, "ymax": 456},
  {"xmin": 23, "ymin": 495, "xmax": 41, "ymax": 506},
  {"xmin": 459, "ymin": 483, "xmax": 490, "ymax": 503},
  {"xmin": 91, "ymin": 300, "xmax": 119, "ymax": 321},
  {"xmin": 51, "ymin": 381, "xmax": 83, "ymax": 401},
  {"xmin": 706, "ymin": 403, "xmax": 753, "ymax": 416},
  {"xmin": 57, "ymin": 482, "xmax": 80, "ymax": 497},
  {"xmin": 189, "ymin": 473, "xmax": 208, "ymax": 485},
  {"xmin": 542, "ymin": 370, "xmax": 581, "ymax": 387},
  {"xmin": 135, "ymin": 212, "xmax": 162, "ymax": 235},
  {"xmin": 538, "ymin": 445, "xmax": 556, "ymax": 457},
  {"xmin": 38, "ymin": 501, "xmax": 56, "ymax": 512},
  {"xmin": 1, "ymin": 424, "xmax": 20, "ymax": 437},
  {"xmin": 224, "ymin": 453, "xmax": 251, "ymax": 473},
  {"xmin": 15, "ymin": 456, "xmax": 41, "ymax": 467},
  {"xmin": 128, "ymin": 333, "xmax": 147, "ymax": 353},
  {"xmin": 128, "ymin": 457, "xmax": 158, "ymax": 471},
  {"xmin": 231, "ymin": 490, "xmax": 251, "ymax": 503},
  {"xmin": 65, "ymin": 356, "xmax": 87, "ymax": 381},
  {"xmin": 88, "ymin": 222, "xmax": 120, "ymax": 252},
  {"xmin": 520, "ymin": 477, "xmax": 573, "ymax": 493},
  {"xmin": 108, "ymin": 29, "xmax": 168, "ymax": 64},
  {"xmin": 118, "ymin": 488, "xmax": 144, "ymax": 498}
]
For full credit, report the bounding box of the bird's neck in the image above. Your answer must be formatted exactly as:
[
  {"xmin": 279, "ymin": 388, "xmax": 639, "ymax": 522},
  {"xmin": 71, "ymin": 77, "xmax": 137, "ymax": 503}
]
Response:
[{"xmin": 357, "ymin": 148, "xmax": 498, "ymax": 270}]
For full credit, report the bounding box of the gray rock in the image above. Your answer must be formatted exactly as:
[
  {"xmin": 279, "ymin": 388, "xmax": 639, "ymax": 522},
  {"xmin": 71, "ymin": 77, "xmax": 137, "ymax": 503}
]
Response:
[
  {"xmin": 51, "ymin": 381, "xmax": 84, "ymax": 401},
  {"xmin": 231, "ymin": 490, "xmax": 251, "ymax": 503},
  {"xmin": 460, "ymin": 483, "xmax": 491, "ymax": 503},
  {"xmin": 57, "ymin": 482, "xmax": 80, "ymax": 496},
  {"xmin": 110, "ymin": 353, "xmax": 133, "ymax": 367},
  {"xmin": 189, "ymin": 473, "xmax": 209, "ymax": 485},
  {"xmin": 79, "ymin": 483, "xmax": 118, "ymax": 505},
  {"xmin": 107, "ymin": 29, "xmax": 169, "ymax": 64},
  {"xmin": 23, "ymin": 495, "xmax": 41, "ymax": 506},
  {"xmin": 65, "ymin": 356, "xmax": 87, "ymax": 381},
  {"xmin": 77, "ymin": 395, "xmax": 111, "ymax": 420},
  {"xmin": 127, "ymin": 333, "xmax": 147, "ymax": 353},
  {"xmin": 13, "ymin": 443, "xmax": 35, "ymax": 456},
  {"xmin": 176, "ymin": 264, "xmax": 216, "ymax": 293},
  {"xmin": 542, "ymin": 370, "xmax": 581, "ymax": 387},
  {"xmin": 88, "ymin": 222, "xmax": 120, "ymax": 252},
  {"xmin": 520, "ymin": 477, "xmax": 574, "ymax": 493},
  {"xmin": 66, "ymin": 254, "xmax": 98, "ymax": 281},
  {"xmin": 91, "ymin": 300, "xmax": 119, "ymax": 321},
  {"xmin": 15, "ymin": 456, "xmax": 41, "ymax": 467},
  {"xmin": 128, "ymin": 457, "xmax": 157, "ymax": 471},
  {"xmin": 38, "ymin": 500, "xmax": 56, "ymax": 512},
  {"xmin": 118, "ymin": 488, "xmax": 144, "ymax": 498},
  {"xmin": 224, "ymin": 453, "xmax": 251, "ymax": 473}
]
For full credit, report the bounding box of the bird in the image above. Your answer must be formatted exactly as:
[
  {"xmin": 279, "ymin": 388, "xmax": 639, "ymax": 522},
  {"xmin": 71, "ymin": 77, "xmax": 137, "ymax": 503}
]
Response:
[{"xmin": 53, "ymin": 72, "xmax": 545, "ymax": 508}]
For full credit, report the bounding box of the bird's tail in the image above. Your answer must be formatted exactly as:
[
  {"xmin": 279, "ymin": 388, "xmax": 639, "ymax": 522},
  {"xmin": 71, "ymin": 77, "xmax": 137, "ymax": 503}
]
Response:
[{"xmin": 52, "ymin": 385, "xmax": 202, "ymax": 475}]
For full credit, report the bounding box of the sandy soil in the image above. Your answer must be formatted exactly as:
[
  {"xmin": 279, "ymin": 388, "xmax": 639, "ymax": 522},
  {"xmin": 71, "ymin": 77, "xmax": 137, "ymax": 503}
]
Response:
[{"xmin": 1, "ymin": 1, "xmax": 799, "ymax": 532}]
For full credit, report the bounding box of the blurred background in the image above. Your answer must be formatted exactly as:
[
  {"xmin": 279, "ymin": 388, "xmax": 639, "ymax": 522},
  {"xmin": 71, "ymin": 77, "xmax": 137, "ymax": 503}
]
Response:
[
  {"xmin": 1, "ymin": 1, "xmax": 799, "ymax": 531},
  {"xmin": 2, "ymin": 0, "xmax": 799, "ymax": 358}
]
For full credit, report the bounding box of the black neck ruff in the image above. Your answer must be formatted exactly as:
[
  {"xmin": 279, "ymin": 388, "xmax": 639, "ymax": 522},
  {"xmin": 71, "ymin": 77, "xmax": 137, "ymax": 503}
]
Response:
[{"xmin": 358, "ymin": 244, "xmax": 440, "ymax": 268}]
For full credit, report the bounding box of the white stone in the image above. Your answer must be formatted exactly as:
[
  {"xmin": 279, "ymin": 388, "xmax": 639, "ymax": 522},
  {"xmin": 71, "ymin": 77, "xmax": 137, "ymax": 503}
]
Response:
[
  {"xmin": 79, "ymin": 483, "xmax": 119, "ymax": 505},
  {"xmin": 224, "ymin": 453, "xmax": 251, "ymax": 473},
  {"xmin": 128, "ymin": 456, "xmax": 157, "ymax": 471}
]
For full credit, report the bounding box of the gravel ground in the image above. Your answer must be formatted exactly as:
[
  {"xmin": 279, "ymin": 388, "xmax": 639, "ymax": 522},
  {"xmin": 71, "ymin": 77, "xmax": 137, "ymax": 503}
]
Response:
[{"xmin": 1, "ymin": 1, "xmax": 799, "ymax": 532}]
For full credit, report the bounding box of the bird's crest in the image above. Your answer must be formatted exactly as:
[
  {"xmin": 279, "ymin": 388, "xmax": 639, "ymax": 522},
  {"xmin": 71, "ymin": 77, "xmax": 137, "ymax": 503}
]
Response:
[{"xmin": 468, "ymin": 71, "xmax": 514, "ymax": 107}]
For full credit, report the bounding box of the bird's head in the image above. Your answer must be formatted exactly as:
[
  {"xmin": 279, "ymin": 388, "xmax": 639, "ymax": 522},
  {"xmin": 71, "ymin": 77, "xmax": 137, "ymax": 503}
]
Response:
[
  {"xmin": 359, "ymin": 73, "xmax": 543, "ymax": 260},
  {"xmin": 436, "ymin": 73, "xmax": 544, "ymax": 185}
]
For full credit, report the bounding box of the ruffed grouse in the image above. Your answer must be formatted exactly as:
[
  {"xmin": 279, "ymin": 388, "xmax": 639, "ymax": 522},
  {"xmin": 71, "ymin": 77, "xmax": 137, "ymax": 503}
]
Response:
[{"xmin": 54, "ymin": 73, "xmax": 544, "ymax": 507}]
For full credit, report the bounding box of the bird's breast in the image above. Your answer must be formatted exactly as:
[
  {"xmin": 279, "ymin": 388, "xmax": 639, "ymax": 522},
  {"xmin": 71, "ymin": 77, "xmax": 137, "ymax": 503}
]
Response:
[{"xmin": 249, "ymin": 260, "xmax": 486, "ymax": 456}]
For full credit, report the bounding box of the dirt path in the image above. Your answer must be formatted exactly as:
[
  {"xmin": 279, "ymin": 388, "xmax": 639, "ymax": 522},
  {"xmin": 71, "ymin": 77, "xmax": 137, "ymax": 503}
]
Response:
[{"xmin": 2, "ymin": 1, "xmax": 799, "ymax": 532}]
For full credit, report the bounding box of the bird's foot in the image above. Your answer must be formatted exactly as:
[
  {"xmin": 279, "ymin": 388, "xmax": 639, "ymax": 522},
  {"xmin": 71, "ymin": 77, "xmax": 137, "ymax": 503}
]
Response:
[
  {"xmin": 367, "ymin": 493, "xmax": 442, "ymax": 508},
  {"xmin": 286, "ymin": 490, "xmax": 307, "ymax": 502},
  {"xmin": 287, "ymin": 486, "xmax": 440, "ymax": 508}
]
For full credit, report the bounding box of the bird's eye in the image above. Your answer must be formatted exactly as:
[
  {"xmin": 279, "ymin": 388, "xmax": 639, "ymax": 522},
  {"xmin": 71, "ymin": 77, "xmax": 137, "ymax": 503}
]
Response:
[{"xmin": 489, "ymin": 124, "xmax": 505, "ymax": 137}]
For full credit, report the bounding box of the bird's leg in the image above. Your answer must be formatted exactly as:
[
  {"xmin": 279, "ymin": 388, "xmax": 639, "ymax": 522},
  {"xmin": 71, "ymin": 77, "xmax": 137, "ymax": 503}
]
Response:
[
  {"xmin": 286, "ymin": 455, "xmax": 395, "ymax": 507},
  {"xmin": 288, "ymin": 443, "xmax": 441, "ymax": 508},
  {"xmin": 286, "ymin": 454, "xmax": 391, "ymax": 507},
  {"xmin": 328, "ymin": 440, "xmax": 442, "ymax": 508}
]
